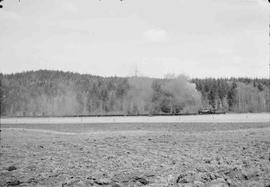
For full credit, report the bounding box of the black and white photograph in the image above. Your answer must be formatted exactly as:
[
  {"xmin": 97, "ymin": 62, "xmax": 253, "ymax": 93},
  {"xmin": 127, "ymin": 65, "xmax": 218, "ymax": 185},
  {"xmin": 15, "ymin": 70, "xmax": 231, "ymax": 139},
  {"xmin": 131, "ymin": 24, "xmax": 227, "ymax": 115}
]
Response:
[{"xmin": 0, "ymin": 0, "xmax": 269, "ymax": 186}]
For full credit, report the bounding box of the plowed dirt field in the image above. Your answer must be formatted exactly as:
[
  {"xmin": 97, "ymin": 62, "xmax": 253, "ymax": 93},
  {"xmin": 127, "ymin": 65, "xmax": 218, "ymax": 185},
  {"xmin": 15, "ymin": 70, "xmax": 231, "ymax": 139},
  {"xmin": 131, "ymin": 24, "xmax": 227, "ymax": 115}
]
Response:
[{"xmin": 1, "ymin": 121, "xmax": 270, "ymax": 186}]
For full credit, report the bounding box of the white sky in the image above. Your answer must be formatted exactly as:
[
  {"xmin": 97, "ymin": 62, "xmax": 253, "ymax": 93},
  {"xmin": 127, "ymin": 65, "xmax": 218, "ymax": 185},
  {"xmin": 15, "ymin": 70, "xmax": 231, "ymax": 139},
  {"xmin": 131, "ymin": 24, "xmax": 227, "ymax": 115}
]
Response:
[{"xmin": 0, "ymin": 0, "xmax": 269, "ymax": 78}]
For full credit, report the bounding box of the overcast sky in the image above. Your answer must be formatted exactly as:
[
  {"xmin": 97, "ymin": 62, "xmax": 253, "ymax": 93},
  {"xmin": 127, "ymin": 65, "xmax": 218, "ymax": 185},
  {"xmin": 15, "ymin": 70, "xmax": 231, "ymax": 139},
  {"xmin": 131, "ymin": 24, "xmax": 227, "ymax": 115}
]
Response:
[{"xmin": 0, "ymin": 0, "xmax": 269, "ymax": 78}]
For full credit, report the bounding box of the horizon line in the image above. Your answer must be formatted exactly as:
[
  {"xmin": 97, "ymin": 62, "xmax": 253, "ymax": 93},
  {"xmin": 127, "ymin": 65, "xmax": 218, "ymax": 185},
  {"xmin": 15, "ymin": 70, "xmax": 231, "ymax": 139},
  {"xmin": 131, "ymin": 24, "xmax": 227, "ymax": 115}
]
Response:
[{"xmin": 0, "ymin": 69, "xmax": 269, "ymax": 80}]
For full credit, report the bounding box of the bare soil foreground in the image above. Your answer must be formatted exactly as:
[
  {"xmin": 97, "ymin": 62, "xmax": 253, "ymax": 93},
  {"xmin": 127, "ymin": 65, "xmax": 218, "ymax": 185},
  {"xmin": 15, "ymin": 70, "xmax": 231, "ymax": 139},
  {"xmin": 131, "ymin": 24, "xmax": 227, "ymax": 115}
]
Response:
[{"xmin": 1, "ymin": 121, "xmax": 270, "ymax": 186}]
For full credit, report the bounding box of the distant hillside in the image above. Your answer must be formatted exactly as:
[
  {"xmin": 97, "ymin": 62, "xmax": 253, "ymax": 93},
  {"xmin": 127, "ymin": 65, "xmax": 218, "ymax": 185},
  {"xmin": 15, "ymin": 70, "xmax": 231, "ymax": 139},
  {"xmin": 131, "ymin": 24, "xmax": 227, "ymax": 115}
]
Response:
[
  {"xmin": 0, "ymin": 70, "xmax": 269, "ymax": 116},
  {"xmin": 192, "ymin": 78, "xmax": 269, "ymax": 113}
]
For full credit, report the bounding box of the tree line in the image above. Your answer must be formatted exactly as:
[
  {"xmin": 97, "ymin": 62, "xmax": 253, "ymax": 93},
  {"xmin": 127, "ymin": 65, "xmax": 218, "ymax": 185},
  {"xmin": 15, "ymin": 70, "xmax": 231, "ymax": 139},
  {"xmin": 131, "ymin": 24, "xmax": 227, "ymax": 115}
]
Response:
[
  {"xmin": 0, "ymin": 70, "xmax": 269, "ymax": 116},
  {"xmin": 192, "ymin": 78, "xmax": 269, "ymax": 112}
]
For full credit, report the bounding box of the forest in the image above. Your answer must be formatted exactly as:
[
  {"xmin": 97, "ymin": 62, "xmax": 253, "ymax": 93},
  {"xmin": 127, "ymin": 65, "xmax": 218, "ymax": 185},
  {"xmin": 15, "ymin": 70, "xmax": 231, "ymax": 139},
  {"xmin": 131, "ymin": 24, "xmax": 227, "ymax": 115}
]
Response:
[{"xmin": 0, "ymin": 70, "xmax": 269, "ymax": 116}]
